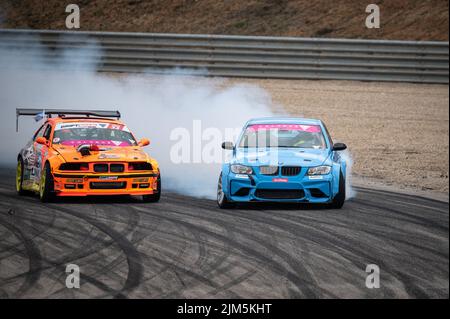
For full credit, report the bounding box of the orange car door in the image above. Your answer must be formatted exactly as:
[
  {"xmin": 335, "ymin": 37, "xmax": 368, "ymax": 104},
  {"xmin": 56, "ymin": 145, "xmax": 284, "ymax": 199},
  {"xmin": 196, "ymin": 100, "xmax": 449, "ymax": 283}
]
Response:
[{"xmin": 33, "ymin": 124, "xmax": 52, "ymax": 182}]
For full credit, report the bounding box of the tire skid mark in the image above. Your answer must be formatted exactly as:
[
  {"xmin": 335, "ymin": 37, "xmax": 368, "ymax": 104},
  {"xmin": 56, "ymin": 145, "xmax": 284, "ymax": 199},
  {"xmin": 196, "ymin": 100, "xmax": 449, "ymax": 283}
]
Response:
[
  {"xmin": 168, "ymin": 203, "xmax": 320, "ymax": 297},
  {"xmin": 0, "ymin": 200, "xmax": 57, "ymax": 257},
  {"xmin": 0, "ymin": 170, "xmax": 448, "ymax": 298},
  {"xmin": 41, "ymin": 203, "xmax": 135, "ymax": 268},
  {"xmin": 148, "ymin": 198, "xmax": 370, "ymax": 297},
  {"xmin": 254, "ymin": 203, "xmax": 447, "ymax": 266},
  {"xmin": 153, "ymin": 254, "xmax": 242, "ymax": 299},
  {"xmin": 0, "ymin": 201, "xmax": 109, "ymax": 269},
  {"xmin": 209, "ymin": 269, "xmax": 256, "ymax": 296},
  {"xmin": 354, "ymin": 187, "xmax": 449, "ymax": 213},
  {"xmin": 0, "ymin": 216, "xmax": 125, "ymax": 298},
  {"xmin": 209, "ymin": 206, "xmax": 442, "ymax": 298},
  {"xmin": 134, "ymin": 204, "xmax": 234, "ymax": 276},
  {"xmin": 0, "ymin": 216, "xmax": 43, "ymax": 298},
  {"xmin": 134, "ymin": 204, "xmax": 271, "ymax": 298},
  {"xmin": 260, "ymin": 215, "xmax": 433, "ymax": 297},
  {"xmin": 132, "ymin": 208, "xmax": 251, "ymax": 297},
  {"xmin": 195, "ymin": 209, "xmax": 322, "ymax": 298},
  {"xmin": 45, "ymin": 204, "xmax": 144, "ymax": 298},
  {"xmin": 138, "ymin": 219, "xmax": 194, "ymax": 282},
  {"xmin": 1, "ymin": 198, "xmax": 143, "ymax": 298},
  {"xmin": 352, "ymin": 198, "xmax": 448, "ymax": 233},
  {"xmin": 45, "ymin": 267, "xmax": 127, "ymax": 299},
  {"xmin": 1, "ymin": 194, "xmax": 144, "ymax": 298},
  {"xmin": 67, "ymin": 204, "xmax": 142, "ymax": 293},
  {"xmin": 136, "ymin": 207, "xmax": 318, "ymax": 298},
  {"xmin": 140, "ymin": 216, "xmax": 235, "ymax": 297}
]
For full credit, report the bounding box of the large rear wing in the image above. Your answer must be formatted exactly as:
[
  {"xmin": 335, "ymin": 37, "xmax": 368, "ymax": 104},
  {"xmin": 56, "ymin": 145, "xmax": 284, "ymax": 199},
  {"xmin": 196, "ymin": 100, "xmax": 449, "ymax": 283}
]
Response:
[{"xmin": 16, "ymin": 108, "xmax": 121, "ymax": 132}]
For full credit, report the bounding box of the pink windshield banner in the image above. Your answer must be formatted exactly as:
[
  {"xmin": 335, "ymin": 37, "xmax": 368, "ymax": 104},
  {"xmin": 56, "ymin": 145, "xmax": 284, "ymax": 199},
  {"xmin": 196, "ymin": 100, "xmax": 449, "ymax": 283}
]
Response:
[
  {"xmin": 248, "ymin": 124, "xmax": 322, "ymax": 133},
  {"xmin": 60, "ymin": 140, "xmax": 132, "ymax": 147}
]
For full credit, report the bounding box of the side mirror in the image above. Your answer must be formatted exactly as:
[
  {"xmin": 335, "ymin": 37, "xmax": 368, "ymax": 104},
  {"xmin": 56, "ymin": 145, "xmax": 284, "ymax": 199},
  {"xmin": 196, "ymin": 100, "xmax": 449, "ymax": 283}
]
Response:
[
  {"xmin": 332, "ymin": 143, "xmax": 347, "ymax": 151},
  {"xmin": 35, "ymin": 137, "xmax": 47, "ymax": 145},
  {"xmin": 222, "ymin": 142, "xmax": 234, "ymax": 150},
  {"xmin": 138, "ymin": 138, "xmax": 150, "ymax": 147}
]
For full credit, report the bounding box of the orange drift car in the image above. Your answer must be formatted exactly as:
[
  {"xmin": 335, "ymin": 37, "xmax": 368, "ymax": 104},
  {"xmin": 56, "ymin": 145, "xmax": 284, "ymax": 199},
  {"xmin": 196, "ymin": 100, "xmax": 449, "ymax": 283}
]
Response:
[{"xmin": 15, "ymin": 109, "xmax": 161, "ymax": 202}]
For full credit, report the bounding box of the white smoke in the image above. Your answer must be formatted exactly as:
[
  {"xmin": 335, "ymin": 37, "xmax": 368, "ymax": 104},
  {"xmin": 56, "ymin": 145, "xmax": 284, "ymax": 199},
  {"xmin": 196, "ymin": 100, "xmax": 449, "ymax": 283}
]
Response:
[
  {"xmin": 341, "ymin": 150, "xmax": 356, "ymax": 199},
  {"xmin": 0, "ymin": 36, "xmax": 274, "ymax": 198},
  {"xmin": 0, "ymin": 34, "xmax": 356, "ymax": 201}
]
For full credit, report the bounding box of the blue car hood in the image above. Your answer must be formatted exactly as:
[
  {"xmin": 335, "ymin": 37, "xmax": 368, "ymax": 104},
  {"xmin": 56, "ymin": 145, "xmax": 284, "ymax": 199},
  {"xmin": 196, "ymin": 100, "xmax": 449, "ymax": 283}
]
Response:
[{"xmin": 233, "ymin": 148, "xmax": 330, "ymax": 167}]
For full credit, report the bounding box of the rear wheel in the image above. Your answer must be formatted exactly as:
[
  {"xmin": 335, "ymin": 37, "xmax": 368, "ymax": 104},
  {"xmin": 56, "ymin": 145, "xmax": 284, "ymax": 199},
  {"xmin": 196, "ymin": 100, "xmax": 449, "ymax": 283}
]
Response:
[
  {"xmin": 39, "ymin": 162, "xmax": 55, "ymax": 202},
  {"xmin": 16, "ymin": 158, "xmax": 26, "ymax": 195},
  {"xmin": 330, "ymin": 171, "xmax": 345, "ymax": 209},
  {"xmin": 217, "ymin": 173, "xmax": 235, "ymax": 209},
  {"xmin": 142, "ymin": 174, "xmax": 161, "ymax": 203}
]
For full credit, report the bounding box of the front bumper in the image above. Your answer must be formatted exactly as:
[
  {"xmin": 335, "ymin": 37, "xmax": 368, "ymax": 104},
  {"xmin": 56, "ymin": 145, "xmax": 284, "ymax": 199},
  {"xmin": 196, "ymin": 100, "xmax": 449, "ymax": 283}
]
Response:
[
  {"xmin": 227, "ymin": 170, "xmax": 334, "ymax": 203},
  {"xmin": 52, "ymin": 171, "xmax": 159, "ymax": 196}
]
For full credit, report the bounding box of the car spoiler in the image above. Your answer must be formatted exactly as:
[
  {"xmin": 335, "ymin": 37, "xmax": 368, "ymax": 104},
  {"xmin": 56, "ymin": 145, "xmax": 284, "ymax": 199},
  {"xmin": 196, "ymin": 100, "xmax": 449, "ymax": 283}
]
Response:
[{"xmin": 16, "ymin": 108, "xmax": 121, "ymax": 132}]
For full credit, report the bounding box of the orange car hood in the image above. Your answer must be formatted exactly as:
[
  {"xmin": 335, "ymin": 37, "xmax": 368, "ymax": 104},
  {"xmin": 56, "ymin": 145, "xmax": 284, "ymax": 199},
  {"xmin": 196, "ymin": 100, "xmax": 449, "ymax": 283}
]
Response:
[{"xmin": 53, "ymin": 145, "xmax": 149, "ymax": 162}]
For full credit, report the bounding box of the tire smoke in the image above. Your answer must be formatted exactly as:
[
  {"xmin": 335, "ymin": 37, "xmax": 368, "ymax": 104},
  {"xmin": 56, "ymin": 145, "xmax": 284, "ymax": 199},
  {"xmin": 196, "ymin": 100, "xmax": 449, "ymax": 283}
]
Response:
[
  {"xmin": 0, "ymin": 36, "xmax": 274, "ymax": 198},
  {"xmin": 0, "ymin": 34, "xmax": 355, "ymax": 201}
]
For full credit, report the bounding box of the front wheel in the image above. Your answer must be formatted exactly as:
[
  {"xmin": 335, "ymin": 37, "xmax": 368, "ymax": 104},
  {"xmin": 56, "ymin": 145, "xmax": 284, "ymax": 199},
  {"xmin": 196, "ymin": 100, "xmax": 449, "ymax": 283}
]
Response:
[
  {"xmin": 330, "ymin": 171, "xmax": 346, "ymax": 209},
  {"xmin": 39, "ymin": 162, "xmax": 55, "ymax": 202},
  {"xmin": 217, "ymin": 173, "xmax": 235, "ymax": 209},
  {"xmin": 142, "ymin": 174, "xmax": 161, "ymax": 203}
]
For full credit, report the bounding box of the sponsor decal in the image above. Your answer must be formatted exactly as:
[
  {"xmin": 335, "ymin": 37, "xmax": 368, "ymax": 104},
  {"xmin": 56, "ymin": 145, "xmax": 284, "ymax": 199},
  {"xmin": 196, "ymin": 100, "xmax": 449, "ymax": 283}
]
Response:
[
  {"xmin": 309, "ymin": 175, "xmax": 324, "ymax": 180},
  {"xmin": 23, "ymin": 144, "xmax": 36, "ymax": 167},
  {"xmin": 247, "ymin": 124, "xmax": 321, "ymax": 133},
  {"xmin": 108, "ymin": 124, "xmax": 124, "ymax": 130},
  {"xmin": 272, "ymin": 178, "xmax": 288, "ymax": 182},
  {"xmin": 66, "ymin": 178, "xmax": 83, "ymax": 183},
  {"xmin": 98, "ymin": 153, "xmax": 121, "ymax": 159},
  {"xmin": 99, "ymin": 176, "xmax": 118, "ymax": 180},
  {"xmin": 61, "ymin": 140, "xmax": 132, "ymax": 147},
  {"xmin": 56, "ymin": 122, "xmax": 130, "ymax": 131},
  {"xmin": 235, "ymin": 174, "xmax": 250, "ymax": 179}
]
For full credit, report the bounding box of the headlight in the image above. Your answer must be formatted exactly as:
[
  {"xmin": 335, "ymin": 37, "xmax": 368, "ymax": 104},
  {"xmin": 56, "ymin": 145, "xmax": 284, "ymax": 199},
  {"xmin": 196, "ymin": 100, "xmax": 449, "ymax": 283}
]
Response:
[
  {"xmin": 230, "ymin": 164, "xmax": 253, "ymax": 175},
  {"xmin": 307, "ymin": 165, "xmax": 331, "ymax": 175}
]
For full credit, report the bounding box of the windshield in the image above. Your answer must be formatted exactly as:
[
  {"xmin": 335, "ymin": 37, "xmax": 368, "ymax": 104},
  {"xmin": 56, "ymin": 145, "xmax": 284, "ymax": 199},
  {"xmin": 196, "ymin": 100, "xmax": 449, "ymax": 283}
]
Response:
[
  {"xmin": 238, "ymin": 124, "xmax": 326, "ymax": 149},
  {"xmin": 53, "ymin": 122, "xmax": 137, "ymax": 147}
]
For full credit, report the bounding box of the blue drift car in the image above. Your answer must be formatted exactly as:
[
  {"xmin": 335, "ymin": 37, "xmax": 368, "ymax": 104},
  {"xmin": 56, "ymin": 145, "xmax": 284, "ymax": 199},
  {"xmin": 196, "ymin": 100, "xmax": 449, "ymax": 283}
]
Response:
[{"xmin": 217, "ymin": 118, "xmax": 348, "ymax": 209}]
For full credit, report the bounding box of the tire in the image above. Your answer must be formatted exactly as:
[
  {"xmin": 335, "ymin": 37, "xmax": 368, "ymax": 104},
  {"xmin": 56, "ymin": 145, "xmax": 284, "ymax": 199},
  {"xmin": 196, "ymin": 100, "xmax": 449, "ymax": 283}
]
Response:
[
  {"xmin": 142, "ymin": 174, "xmax": 161, "ymax": 203},
  {"xmin": 16, "ymin": 158, "xmax": 26, "ymax": 196},
  {"xmin": 330, "ymin": 171, "xmax": 346, "ymax": 209},
  {"xmin": 39, "ymin": 162, "xmax": 55, "ymax": 202},
  {"xmin": 217, "ymin": 173, "xmax": 235, "ymax": 209}
]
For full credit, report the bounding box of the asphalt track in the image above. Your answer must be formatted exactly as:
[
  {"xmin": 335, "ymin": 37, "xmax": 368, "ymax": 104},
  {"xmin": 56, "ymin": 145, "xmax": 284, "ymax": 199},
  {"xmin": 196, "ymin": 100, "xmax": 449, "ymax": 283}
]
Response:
[{"xmin": 0, "ymin": 168, "xmax": 448, "ymax": 298}]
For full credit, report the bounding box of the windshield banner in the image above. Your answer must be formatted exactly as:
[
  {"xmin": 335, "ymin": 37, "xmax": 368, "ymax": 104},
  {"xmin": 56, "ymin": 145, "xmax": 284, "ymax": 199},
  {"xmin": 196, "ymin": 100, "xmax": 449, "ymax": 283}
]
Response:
[
  {"xmin": 247, "ymin": 124, "xmax": 321, "ymax": 133},
  {"xmin": 55, "ymin": 122, "xmax": 130, "ymax": 132}
]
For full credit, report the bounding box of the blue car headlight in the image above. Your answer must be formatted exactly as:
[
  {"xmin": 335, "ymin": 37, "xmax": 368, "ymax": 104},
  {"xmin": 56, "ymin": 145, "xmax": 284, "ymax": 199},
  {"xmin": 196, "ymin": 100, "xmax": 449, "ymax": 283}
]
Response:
[
  {"xmin": 230, "ymin": 164, "xmax": 253, "ymax": 175},
  {"xmin": 307, "ymin": 165, "xmax": 331, "ymax": 175}
]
